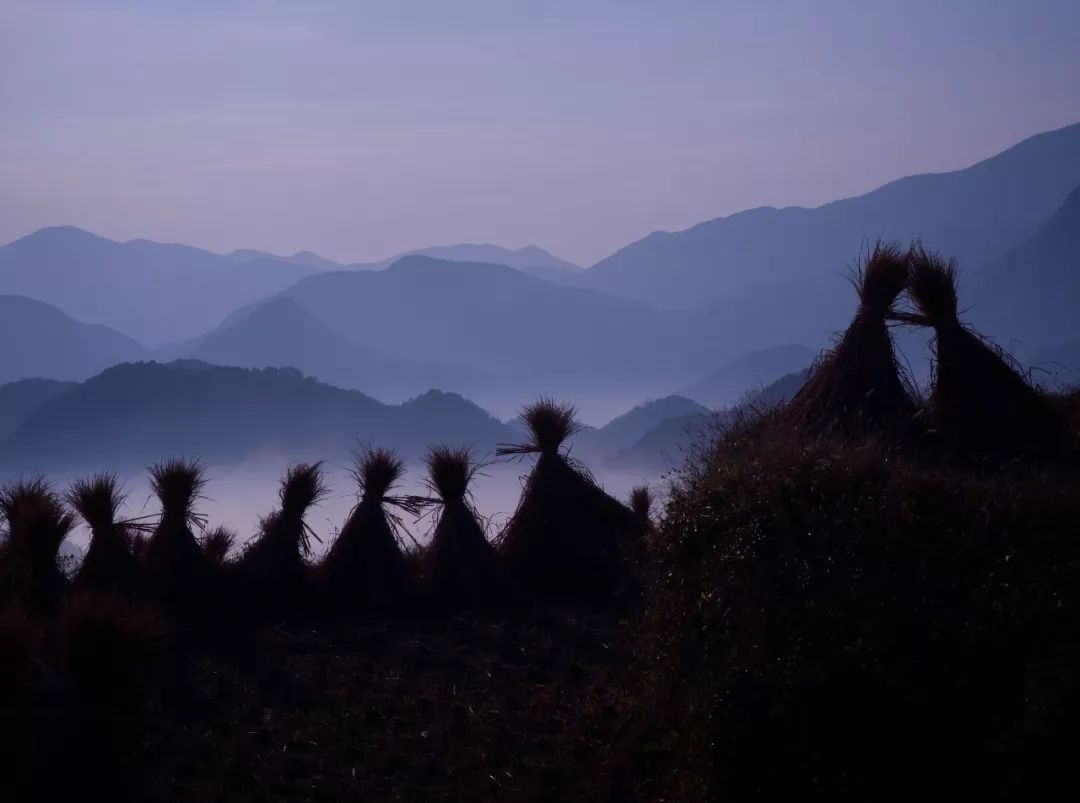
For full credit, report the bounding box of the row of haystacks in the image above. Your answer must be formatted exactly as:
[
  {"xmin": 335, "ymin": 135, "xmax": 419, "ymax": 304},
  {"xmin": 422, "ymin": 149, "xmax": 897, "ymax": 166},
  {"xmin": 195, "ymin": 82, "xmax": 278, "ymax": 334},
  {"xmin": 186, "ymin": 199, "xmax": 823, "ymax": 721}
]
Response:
[
  {"xmin": 785, "ymin": 241, "xmax": 1067, "ymax": 460},
  {"xmin": 0, "ymin": 402, "xmax": 648, "ymax": 628}
]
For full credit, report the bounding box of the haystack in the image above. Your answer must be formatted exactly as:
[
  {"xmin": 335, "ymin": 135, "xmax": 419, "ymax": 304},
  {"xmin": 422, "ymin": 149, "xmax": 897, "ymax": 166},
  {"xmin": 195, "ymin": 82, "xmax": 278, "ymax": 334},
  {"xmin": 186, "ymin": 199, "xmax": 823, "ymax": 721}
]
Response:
[
  {"xmin": 143, "ymin": 459, "xmax": 214, "ymax": 618},
  {"xmin": 629, "ymin": 484, "xmax": 656, "ymax": 533},
  {"xmin": 321, "ymin": 448, "xmax": 417, "ymax": 612},
  {"xmin": 234, "ymin": 462, "xmax": 326, "ymax": 620},
  {"xmin": 67, "ymin": 473, "xmax": 140, "ymax": 597},
  {"xmin": 495, "ymin": 399, "xmax": 641, "ymax": 597},
  {"xmin": 418, "ymin": 446, "xmax": 502, "ymax": 606},
  {"xmin": 908, "ymin": 247, "xmax": 1062, "ymax": 458},
  {"xmin": 786, "ymin": 242, "xmax": 916, "ymax": 434},
  {"xmin": 200, "ymin": 525, "xmax": 237, "ymax": 569},
  {"xmin": 0, "ymin": 477, "xmax": 73, "ymax": 613}
]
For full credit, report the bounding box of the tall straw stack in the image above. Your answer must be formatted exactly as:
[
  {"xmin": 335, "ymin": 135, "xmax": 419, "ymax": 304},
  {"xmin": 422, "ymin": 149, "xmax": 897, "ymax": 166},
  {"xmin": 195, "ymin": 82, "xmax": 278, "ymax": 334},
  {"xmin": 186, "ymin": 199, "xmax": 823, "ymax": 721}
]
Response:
[
  {"xmin": 786, "ymin": 242, "xmax": 917, "ymax": 435},
  {"xmin": 907, "ymin": 247, "xmax": 1062, "ymax": 458},
  {"xmin": 418, "ymin": 446, "xmax": 502, "ymax": 606},
  {"xmin": 0, "ymin": 477, "xmax": 73, "ymax": 613},
  {"xmin": 67, "ymin": 473, "xmax": 140, "ymax": 597},
  {"xmin": 496, "ymin": 399, "xmax": 641, "ymax": 597},
  {"xmin": 234, "ymin": 462, "xmax": 326, "ymax": 620},
  {"xmin": 321, "ymin": 448, "xmax": 418, "ymax": 612}
]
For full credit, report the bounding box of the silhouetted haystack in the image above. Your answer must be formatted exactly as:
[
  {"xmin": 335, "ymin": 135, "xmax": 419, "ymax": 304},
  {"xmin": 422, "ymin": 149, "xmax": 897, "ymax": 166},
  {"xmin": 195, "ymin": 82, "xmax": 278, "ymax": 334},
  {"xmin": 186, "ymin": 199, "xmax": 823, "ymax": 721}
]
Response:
[
  {"xmin": 200, "ymin": 525, "xmax": 237, "ymax": 569},
  {"xmin": 908, "ymin": 248, "xmax": 1062, "ymax": 458},
  {"xmin": 321, "ymin": 448, "xmax": 418, "ymax": 612},
  {"xmin": 67, "ymin": 473, "xmax": 140, "ymax": 597},
  {"xmin": 143, "ymin": 459, "xmax": 213, "ymax": 619},
  {"xmin": 0, "ymin": 478, "xmax": 73, "ymax": 613},
  {"xmin": 496, "ymin": 399, "xmax": 640, "ymax": 597},
  {"xmin": 630, "ymin": 485, "xmax": 655, "ymax": 532},
  {"xmin": 419, "ymin": 446, "xmax": 502, "ymax": 606},
  {"xmin": 234, "ymin": 462, "xmax": 326, "ymax": 620},
  {"xmin": 786, "ymin": 243, "xmax": 916, "ymax": 435}
]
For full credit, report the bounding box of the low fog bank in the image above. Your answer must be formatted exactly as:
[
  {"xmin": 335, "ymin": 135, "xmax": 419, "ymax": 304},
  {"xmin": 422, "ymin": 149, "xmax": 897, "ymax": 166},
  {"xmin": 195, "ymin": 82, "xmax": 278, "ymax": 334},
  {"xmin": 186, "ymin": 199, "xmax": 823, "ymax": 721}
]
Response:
[{"xmin": 25, "ymin": 459, "xmax": 662, "ymax": 564}]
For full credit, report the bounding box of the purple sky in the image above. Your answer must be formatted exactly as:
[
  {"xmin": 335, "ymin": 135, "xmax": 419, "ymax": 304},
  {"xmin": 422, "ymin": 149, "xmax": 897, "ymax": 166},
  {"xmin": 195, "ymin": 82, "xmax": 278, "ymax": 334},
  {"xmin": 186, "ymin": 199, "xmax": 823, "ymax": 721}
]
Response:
[{"xmin": 2, "ymin": 0, "xmax": 1078, "ymax": 266}]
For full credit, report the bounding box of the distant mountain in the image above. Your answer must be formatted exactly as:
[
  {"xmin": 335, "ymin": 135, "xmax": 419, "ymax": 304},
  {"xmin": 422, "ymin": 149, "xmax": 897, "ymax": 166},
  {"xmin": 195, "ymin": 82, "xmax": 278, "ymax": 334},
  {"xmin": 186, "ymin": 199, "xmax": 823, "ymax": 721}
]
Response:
[
  {"xmin": 260, "ymin": 256, "xmax": 696, "ymax": 396},
  {"xmin": 969, "ymin": 183, "xmax": 1080, "ymax": 348},
  {"xmin": 585, "ymin": 122, "xmax": 1080, "ymax": 309},
  {"xmin": 0, "ymin": 361, "xmax": 516, "ymax": 471},
  {"xmin": 605, "ymin": 412, "xmax": 713, "ymax": 471},
  {"xmin": 0, "ymin": 227, "xmax": 321, "ymax": 345},
  {"xmin": 608, "ymin": 369, "xmax": 810, "ymax": 470},
  {"xmin": 747, "ymin": 369, "xmax": 811, "ymax": 409},
  {"xmin": 228, "ymin": 248, "xmax": 343, "ymax": 271},
  {"xmin": 0, "ymin": 295, "xmax": 146, "ymax": 385},
  {"xmin": 577, "ymin": 395, "xmax": 709, "ymax": 456},
  {"xmin": 680, "ymin": 344, "xmax": 817, "ymax": 408},
  {"xmin": 353, "ymin": 243, "xmax": 581, "ymax": 282},
  {"xmin": 0, "ymin": 378, "xmax": 77, "ymax": 439},
  {"xmin": 184, "ymin": 297, "xmax": 465, "ymax": 400}
]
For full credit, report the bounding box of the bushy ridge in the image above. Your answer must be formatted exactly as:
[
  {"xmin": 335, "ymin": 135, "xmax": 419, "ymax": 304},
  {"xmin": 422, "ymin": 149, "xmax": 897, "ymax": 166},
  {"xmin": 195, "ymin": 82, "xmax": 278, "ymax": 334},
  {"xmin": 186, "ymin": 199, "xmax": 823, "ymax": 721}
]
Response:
[{"xmin": 640, "ymin": 418, "xmax": 1080, "ymax": 798}]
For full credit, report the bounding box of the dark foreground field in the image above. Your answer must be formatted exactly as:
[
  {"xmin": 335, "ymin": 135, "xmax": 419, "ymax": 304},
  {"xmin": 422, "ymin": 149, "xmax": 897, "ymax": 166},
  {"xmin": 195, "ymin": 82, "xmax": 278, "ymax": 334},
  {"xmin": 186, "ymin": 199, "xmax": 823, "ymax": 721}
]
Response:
[
  {"xmin": 4, "ymin": 603, "xmax": 667, "ymax": 803},
  {"xmin": 141, "ymin": 610, "xmax": 651, "ymax": 802}
]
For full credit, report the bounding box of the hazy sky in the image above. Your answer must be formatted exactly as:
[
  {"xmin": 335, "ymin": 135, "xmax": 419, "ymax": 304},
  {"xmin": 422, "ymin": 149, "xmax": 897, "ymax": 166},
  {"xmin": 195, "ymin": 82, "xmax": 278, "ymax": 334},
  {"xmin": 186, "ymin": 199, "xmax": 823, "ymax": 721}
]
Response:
[{"xmin": 2, "ymin": 1, "xmax": 1078, "ymax": 265}]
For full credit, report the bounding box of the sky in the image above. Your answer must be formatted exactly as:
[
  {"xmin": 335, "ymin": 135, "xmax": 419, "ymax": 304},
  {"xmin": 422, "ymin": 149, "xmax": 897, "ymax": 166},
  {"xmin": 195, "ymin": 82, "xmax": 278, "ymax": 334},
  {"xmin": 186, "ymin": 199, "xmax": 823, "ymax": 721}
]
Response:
[{"xmin": 2, "ymin": 0, "xmax": 1078, "ymax": 266}]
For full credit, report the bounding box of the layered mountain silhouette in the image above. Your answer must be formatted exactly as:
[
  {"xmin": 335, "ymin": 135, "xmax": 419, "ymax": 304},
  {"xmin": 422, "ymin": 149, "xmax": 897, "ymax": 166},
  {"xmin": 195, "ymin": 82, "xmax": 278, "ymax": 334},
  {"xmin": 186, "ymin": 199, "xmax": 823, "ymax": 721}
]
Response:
[
  {"xmin": 177, "ymin": 297, "xmax": 467, "ymax": 400},
  {"xmin": 969, "ymin": 182, "xmax": 1080, "ymax": 349},
  {"xmin": 680, "ymin": 344, "xmax": 816, "ymax": 407},
  {"xmin": 252, "ymin": 256, "xmax": 693, "ymax": 391},
  {"xmin": 0, "ymin": 227, "xmax": 321, "ymax": 345},
  {"xmin": 609, "ymin": 369, "xmax": 810, "ymax": 469},
  {"xmin": 585, "ymin": 122, "xmax": 1080, "ymax": 309},
  {"xmin": 0, "ymin": 361, "xmax": 516, "ymax": 471},
  {"xmin": 228, "ymin": 248, "xmax": 343, "ymax": 271},
  {"xmin": 0, "ymin": 378, "xmax": 77, "ymax": 439},
  {"xmin": 352, "ymin": 243, "xmax": 581, "ymax": 283},
  {"xmin": 0, "ymin": 295, "xmax": 146, "ymax": 385},
  {"xmin": 575, "ymin": 395, "xmax": 709, "ymax": 457},
  {"xmin": 3, "ymin": 123, "xmax": 1077, "ymax": 418}
]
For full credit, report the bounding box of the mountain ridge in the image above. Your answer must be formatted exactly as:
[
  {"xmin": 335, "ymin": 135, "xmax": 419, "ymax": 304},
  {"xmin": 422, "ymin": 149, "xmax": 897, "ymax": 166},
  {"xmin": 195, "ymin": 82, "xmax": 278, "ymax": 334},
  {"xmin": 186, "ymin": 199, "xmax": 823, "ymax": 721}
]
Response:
[{"xmin": 584, "ymin": 121, "xmax": 1080, "ymax": 308}]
